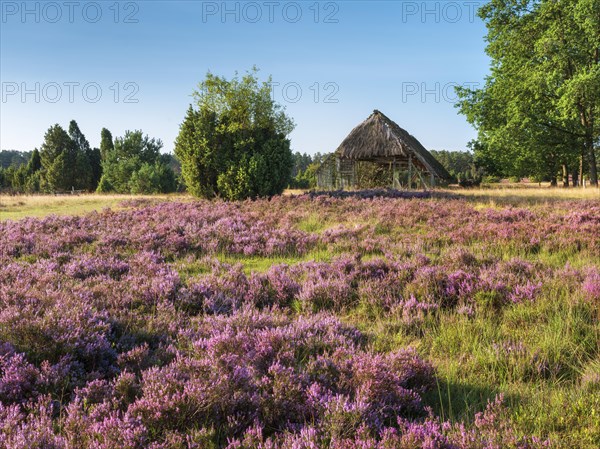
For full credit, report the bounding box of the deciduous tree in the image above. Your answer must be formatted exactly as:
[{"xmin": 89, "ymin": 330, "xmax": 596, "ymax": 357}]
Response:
[
  {"xmin": 97, "ymin": 130, "xmax": 175, "ymax": 194},
  {"xmin": 456, "ymin": 0, "xmax": 599, "ymax": 186}
]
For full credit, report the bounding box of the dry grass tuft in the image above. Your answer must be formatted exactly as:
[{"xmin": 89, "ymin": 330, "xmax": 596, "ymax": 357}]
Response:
[{"xmin": 0, "ymin": 193, "xmax": 190, "ymax": 221}]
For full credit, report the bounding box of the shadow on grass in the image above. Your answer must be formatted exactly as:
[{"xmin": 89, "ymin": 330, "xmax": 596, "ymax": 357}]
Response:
[
  {"xmin": 302, "ymin": 189, "xmax": 463, "ymax": 200},
  {"xmin": 421, "ymin": 378, "xmax": 522, "ymax": 424}
]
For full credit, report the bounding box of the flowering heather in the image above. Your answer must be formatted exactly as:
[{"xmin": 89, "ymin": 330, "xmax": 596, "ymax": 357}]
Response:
[
  {"xmin": 582, "ymin": 268, "xmax": 600, "ymax": 303},
  {"xmin": 2, "ymin": 194, "xmax": 598, "ymax": 447}
]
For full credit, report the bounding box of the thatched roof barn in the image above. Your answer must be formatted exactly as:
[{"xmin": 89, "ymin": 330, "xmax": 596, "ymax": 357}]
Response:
[{"xmin": 316, "ymin": 110, "xmax": 451, "ymax": 189}]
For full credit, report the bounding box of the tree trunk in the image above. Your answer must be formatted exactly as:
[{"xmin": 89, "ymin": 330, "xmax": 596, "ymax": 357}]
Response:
[
  {"xmin": 579, "ymin": 153, "xmax": 585, "ymax": 187},
  {"xmin": 591, "ymin": 49, "xmax": 599, "ymax": 187},
  {"xmin": 562, "ymin": 164, "xmax": 569, "ymax": 187},
  {"xmin": 579, "ymin": 105, "xmax": 598, "ymax": 187},
  {"xmin": 587, "ymin": 132, "xmax": 598, "ymax": 187},
  {"xmin": 572, "ymin": 166, "xmax": 579, "ymax": 187}
]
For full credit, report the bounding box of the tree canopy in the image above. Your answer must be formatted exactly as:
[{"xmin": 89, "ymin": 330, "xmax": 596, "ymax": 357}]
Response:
[
  {"xmin": 456, "ymin": 0, "xmax": 599, "ymax": 186},
  {"xmin": 97, "ymin": 130, "xmax": 176, "ymax": 194}
]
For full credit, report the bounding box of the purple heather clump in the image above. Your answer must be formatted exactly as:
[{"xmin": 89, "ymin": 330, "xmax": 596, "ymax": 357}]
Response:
[
  {"xmin": 86, "ymin": 410, "xmax": 148, "ymax": 449},
  {"xmin": 484, "ymin": 207, "xmax": 537, "ymax": 224},
  {"xmin": 407, "ymin": 266, "xmax": 460, "ymax": 307},
  {"xmin": 478, "ymin": 258, "xmax": 547, "ymax": 306},
  {"xmin": 0, "ymin": 346, "xmax": 82, "ymax": 406},
  {"xmin": 125, "ymin": 251, "xmax": 181, "ymax": 305},
  {"xmin": 451, "ymin": 395, "xmax": 552, "ymax": 448},
  {"xmin": 564, "ymin": 207, "xmax": 600, "ymax": 225},
  {"xmin": 395, "ymin": 295, "xmax": 439, "ymax": 328},
  {"xmin": 349, "ymin": 349, "xmax": 433, "ymax": 426},
  {"xmin": 125, "ymin": 308, "xmax": 434, "ymax": 441},
  {"xmin": 296, "ymin": 258, "xmax": 363, "ymax": 312},
  {"xmin": 444, "ymin": 270, "xmax": 478, "ymax": 302},
  {"xmin": 508, "ymin": 281, "xmax": 543, "ymax": 304},
  {"xmin": 0, "ymin": 397, "xmax": 67, "ymax": 449},
  {"xmin": 0, "ymin": 352, "xmax": 40, "ymax": 404},
  {"xmin": 226, "ymin": 396, "xmax": 550, "ymax": 448},
  {"xmin": 388, "ymin": 417, "xmax": 456, "ymax": 449},
  {"xmin": 582, "ymin": 268, "xmax": 600, "ymax": 302},
  {"xmin": 65, "ymin": 254, "xmax": 130, "ymax": 280},
  {"xmin": 456, "ymin": 305, "xmax": 475, "ymax": 317},
  {"xmin": 182, "ymin": 260, "xmax": 249, "ymax": 314},
  {"xmin": 298, "ymin": 274, "xmax": 355, "ymax": 312},
  {"xmin": 247, "ymin": 265, "xmax": 301, "ymax": 309},
  {"xmin": 443, "ymin": 247, "xmax": 483, "ymax": 270}
]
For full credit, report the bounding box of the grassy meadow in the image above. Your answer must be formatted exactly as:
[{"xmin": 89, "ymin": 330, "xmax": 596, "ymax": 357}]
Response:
[
  {"xmin": 0, "ymin": 193, "xmax": 186, "ymax": 221},
  {"xmin": 0, "ymin": 187, "xmax": 599, "ymax": 448},
  {"xmin": 449, "ymin": 184, "xmax": 600, "ymax": 206},
  {"xmin": 1, "ymin": 184, "xmax": 599, "ymax": 222}
]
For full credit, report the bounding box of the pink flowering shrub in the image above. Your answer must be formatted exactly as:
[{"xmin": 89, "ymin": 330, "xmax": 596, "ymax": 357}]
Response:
[
  {"xmin": 225, "ymin": 395, "xmax": 549, "ymax": 449},
  {"xmin": 582, "ymin": 268, "xmax": 600, "ymax": 303}
]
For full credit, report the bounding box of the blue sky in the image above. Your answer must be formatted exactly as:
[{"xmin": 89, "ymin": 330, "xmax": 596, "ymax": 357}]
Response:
[{"xmin": 1, "ymin": 1, "xmax": 490, "ymax": 155}]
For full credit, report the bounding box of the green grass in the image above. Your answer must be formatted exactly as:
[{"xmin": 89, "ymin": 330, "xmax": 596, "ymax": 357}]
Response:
[
  {"xmin": 296, "ymin": 213, "xmax": 330, "ymax": 233},
  {"xmin": 343, "ymin": 257, "xmax": 599, "ymax": 448},
  {"xmin": 173, "ymin": 248, "xmax": 333, "ymax": 279},
  {"xmin": 220, "ymin": 251, "xmax": 328, "ymax": 274}
]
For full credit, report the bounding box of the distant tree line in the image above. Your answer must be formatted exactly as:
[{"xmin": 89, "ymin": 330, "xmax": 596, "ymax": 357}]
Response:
[
  {"xmin": 0, "ymin": 150, "xmax": 32, "ymax": 169},
  {"xmin": 288, "ymin": 152, "xmax": 327, "ymax": 189},
  {"xmin": 430, "ymin": 149, "xmax": 494, "ymax": 186},
  {"xmin": 0, "ymin": 122, "xmax": 179, "ymax": 194}
]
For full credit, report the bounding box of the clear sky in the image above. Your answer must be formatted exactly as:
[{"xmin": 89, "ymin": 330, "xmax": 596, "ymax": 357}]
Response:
[{"xmin": 1, "ymin": 1, "xmax": 490, "ymax": 155}]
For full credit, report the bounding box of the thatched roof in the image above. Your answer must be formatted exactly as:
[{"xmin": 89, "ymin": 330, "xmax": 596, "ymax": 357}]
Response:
[{"xmin": 333, "ymin": 110, "xmax": 451, "ymax": 180}]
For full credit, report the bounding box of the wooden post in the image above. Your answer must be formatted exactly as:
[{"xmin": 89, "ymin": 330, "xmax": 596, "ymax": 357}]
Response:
[
  {"xmin": 408, "ymin": 154, "xmax": 413, "ymax": 190},
  {"xmin": 416, "ymin": 169, "xmax": 428, "ymax": 189}
]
